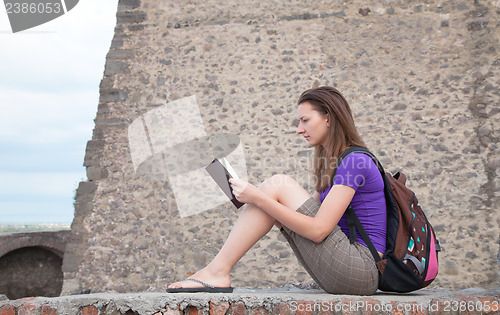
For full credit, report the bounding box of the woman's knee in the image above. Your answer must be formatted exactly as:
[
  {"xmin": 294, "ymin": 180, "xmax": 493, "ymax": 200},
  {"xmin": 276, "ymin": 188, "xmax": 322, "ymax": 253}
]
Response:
[
  {"xmin": 259, "ymin": 174, "xmax": 294, "ymax": 194},
  {"xmin": 259, "ymin": 174, "xmax": 310, "ymax": 209},
  {"xmin": 260, "ymin": 174, "xmax": 296, "ymax": 188}
]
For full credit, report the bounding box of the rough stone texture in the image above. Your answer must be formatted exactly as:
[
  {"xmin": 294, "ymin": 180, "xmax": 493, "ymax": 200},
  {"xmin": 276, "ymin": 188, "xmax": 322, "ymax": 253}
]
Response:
[
  {"xmin": 62, "ymin": 0, "xmax": 500, "ymax": 294},
  {"xmin": 2, "ymin": 288, "xmax": 500, "ymax": 315},
  {"xmin": 0, "ymin": 247, "xmax": 63, "ymax": 300},
  {"xmin": 0, "ymin": 230, "xmax": 70, "ymax": 258},
  {"xmin": 0, "ymin": 231, "xmax": 70, "ymax": 299}
]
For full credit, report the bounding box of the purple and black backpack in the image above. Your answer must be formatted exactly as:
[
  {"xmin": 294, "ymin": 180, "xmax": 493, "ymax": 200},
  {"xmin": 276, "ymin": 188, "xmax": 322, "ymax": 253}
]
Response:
[{"xmin": 335, "ymin": 147, "xmax": 441, "ymax": 293}]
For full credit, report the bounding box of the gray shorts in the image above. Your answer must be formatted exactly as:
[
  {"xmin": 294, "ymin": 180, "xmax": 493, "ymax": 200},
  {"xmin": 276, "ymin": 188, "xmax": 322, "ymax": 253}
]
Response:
[{"xmin": 281, "ymin": 197, "xmax": 378, "ymax": 295}]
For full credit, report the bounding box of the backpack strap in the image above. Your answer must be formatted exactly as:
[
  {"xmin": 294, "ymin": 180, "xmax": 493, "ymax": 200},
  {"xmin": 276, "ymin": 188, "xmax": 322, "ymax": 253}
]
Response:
[
  {"xmin": 346, "ymin": 206, "xmax": 357, "ymax": 244},
  {"xmin": 346, "ymin": 206, "xmax": 381, "ymax": 263},
  {"xmin": 332, "ymin": 146, "xmax": 385, "ymax": 263}
]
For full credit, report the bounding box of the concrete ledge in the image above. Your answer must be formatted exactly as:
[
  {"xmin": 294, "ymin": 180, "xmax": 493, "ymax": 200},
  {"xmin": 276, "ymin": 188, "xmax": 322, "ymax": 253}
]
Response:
[{"xmin": 1, "ymin": 287, "xmax": 499, "ymax": 314}]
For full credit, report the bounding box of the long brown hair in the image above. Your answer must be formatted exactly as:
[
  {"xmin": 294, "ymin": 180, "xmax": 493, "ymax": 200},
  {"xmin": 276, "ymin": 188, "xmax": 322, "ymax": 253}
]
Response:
[{"xmin": 297, "ymin": 86, "xmax": 367, "ymax": 192}]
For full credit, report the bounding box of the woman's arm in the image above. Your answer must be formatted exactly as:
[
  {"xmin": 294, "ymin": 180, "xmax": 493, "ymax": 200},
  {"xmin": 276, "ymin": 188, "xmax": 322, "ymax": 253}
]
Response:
[{"xmin": 230, "ymin": 179, "xmax": 354, "ymax": 243}]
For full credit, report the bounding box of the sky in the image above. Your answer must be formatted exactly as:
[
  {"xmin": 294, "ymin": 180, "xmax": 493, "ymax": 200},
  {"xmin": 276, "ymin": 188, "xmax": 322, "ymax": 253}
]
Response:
[{"xmin": 0, "ymin": 0, "xmax": 118, "ymax": 224}]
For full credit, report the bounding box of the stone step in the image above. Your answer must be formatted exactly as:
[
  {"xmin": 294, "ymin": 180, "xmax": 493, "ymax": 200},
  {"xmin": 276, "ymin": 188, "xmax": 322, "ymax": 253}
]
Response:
[{"xmin": 1, "ymin": 287, "xmax": 499, "ymax": 314}]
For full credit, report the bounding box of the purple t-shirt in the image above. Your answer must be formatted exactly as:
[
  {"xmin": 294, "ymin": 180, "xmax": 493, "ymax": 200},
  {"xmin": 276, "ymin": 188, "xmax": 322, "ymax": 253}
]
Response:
[{"xmin": 319, "ymin": 153, "xmax": 387, "ymax": 253}]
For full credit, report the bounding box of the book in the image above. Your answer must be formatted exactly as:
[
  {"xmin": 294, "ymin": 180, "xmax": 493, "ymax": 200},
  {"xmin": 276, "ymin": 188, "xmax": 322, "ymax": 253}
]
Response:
[{"xmin": 205, "ymin": 157, "xmax": 245, "ymax": 208}]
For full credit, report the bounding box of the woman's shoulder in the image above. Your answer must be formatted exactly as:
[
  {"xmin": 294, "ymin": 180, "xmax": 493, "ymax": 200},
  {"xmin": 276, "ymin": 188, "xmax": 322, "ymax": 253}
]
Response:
[
  {"xmin": 335, "ymin": 152, "xmax": 383, "ymax": 189},
  {"xmin": 338, "ymin": 152, "xmax": 377, "ymax": 171}
]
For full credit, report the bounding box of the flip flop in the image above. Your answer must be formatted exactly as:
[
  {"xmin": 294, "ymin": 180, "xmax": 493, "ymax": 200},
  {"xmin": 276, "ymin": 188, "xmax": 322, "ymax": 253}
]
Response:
[{"xmin": 166, "ymin": 278, "xmax": 234, "ymax": 293}]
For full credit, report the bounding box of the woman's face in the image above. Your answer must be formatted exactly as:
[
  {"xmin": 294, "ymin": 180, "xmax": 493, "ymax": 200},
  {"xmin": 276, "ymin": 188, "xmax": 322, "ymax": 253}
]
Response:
[{"xmin": 296, "ymin": 102, "xmax": 329, "ymax": 147}]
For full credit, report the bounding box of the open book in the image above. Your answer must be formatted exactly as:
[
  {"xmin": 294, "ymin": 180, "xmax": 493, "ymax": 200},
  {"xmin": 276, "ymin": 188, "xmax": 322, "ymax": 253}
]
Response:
[{"xmin": 205, "ymin": 157, "xmax": 245, "ymax": 208}]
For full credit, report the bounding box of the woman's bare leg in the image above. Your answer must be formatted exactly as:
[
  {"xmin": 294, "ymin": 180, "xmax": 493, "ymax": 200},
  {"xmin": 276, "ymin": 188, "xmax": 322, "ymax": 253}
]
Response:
[{"xmin": 168, "ymin": 174, "xmax": 311, "ymax": 289}]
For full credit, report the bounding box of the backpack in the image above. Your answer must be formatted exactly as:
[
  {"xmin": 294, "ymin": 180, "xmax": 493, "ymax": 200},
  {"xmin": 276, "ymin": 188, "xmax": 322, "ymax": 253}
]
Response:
[{"xmin": 333, "ymin": 146, "xmax": 441, "ymax": 293}]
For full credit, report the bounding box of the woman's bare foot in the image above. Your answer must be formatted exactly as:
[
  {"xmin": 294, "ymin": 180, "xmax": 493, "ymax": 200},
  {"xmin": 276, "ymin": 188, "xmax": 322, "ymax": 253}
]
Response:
[{"xmin": 167, "ymin": 265, "xmax": 231, "ymax": 289}]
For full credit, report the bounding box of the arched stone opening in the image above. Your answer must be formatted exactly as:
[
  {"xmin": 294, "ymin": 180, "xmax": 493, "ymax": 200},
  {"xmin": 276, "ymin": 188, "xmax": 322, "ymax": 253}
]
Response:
[{"xmin": 0, "ymin": 246, "xmax": 63, "ymax": 299}]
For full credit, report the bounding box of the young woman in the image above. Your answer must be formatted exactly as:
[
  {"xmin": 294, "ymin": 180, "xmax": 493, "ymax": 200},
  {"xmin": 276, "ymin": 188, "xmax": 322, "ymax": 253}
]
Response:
[{"xmin": 167, "ymin": 86, "xmax": 387, "ymax": 295}]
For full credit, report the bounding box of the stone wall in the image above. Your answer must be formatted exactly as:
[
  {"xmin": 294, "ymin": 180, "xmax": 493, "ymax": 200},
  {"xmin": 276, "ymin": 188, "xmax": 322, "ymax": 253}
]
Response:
[
  {"xmin": 62, "ymin": 0, "xmax": 500, "ymax": 294},
  {"xmin": 0, "ymin": 231, "xmax": 70, "ymax": 299},
  {"xmin": 2, "ymin": 288, "xmax": 500, "ymax": 315},
  {"xmin": 0, "ymin": 230, "xmax": 70, "ymax": 258}
]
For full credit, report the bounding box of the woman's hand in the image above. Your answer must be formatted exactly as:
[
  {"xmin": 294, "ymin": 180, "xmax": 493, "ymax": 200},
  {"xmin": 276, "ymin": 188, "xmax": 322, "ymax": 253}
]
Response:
[{"xmin": 228, "ymin": 178, "xmax": 261, "ymax": 204}]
